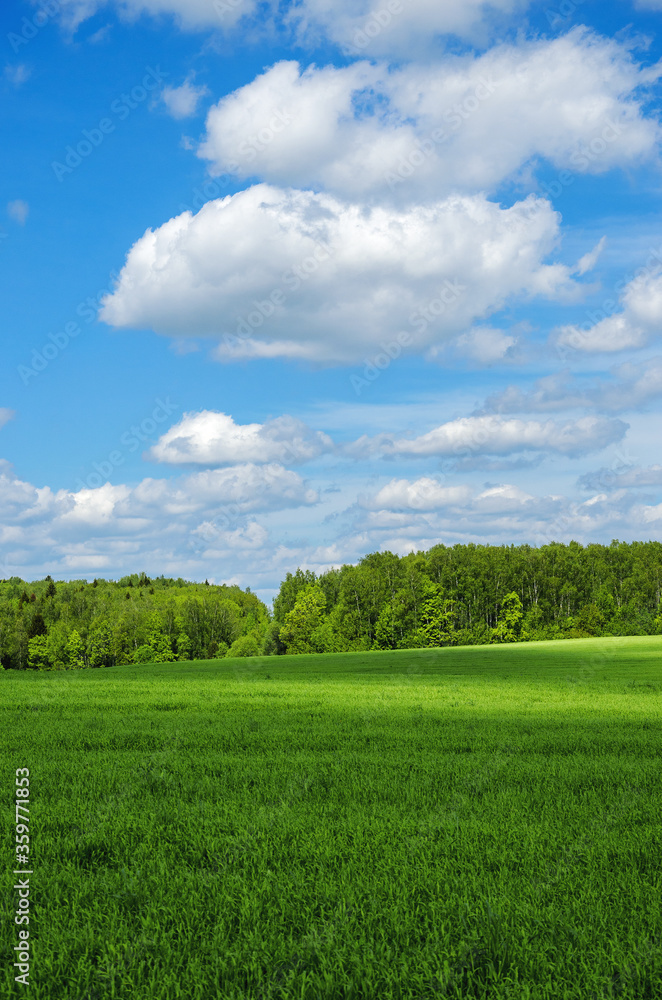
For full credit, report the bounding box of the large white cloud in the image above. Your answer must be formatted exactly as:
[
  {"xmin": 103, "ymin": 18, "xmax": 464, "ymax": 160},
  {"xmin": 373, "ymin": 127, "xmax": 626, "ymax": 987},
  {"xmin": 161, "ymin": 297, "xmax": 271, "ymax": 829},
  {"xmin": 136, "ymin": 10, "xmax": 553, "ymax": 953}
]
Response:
[
  {"xmin": 348, "ymin": 415, "xmax": 628, "ymax": 460},
  {"xmin": 148, "ymin": 411, "xmax": 333, "ymax": 465},
  {"xmin": 555, "ymin": 269, "xmax": 662, "ymax": 355},
  {"xmin": 99, "ymin": 184, "xmax": 575, "ymax": 364},
  {"xmin": 198, "ymin": 32, "xmax": 661, "ymax": 202}
]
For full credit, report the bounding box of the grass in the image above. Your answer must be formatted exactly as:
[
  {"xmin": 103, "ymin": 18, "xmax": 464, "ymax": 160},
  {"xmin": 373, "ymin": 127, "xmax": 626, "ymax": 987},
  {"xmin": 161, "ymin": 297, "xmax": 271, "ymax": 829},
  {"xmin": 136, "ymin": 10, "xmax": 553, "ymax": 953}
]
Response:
[{"xmin": 1, "ymin": 635, "xmax": 661, "ymax": 999}]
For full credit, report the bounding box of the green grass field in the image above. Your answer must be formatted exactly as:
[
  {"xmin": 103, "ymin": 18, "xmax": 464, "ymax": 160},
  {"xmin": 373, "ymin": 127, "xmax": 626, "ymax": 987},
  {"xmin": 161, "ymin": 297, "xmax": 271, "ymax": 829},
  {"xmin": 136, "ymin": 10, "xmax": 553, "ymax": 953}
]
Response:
[{"xmin": 2, "ymin": 635, "xmax": 661, "ymax": 999}]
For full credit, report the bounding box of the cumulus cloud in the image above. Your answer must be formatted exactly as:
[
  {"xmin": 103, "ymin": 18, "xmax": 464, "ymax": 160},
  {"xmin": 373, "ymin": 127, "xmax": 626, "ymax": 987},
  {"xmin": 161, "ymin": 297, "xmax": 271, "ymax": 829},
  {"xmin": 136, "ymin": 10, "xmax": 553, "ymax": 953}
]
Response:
[
  {"xmin": 198, "ymin": 32, "xmax": 661, "ymax": 202},
  {"xmin": 362, "ymin": 478, "xmax": 472, "ymax": 511},
  {"xmin": 430, "ymin": 326, "xmax": 517, "ymax": 366},
  {"xmin": 160, "ymin": 76, "xmax": 209, "ymax": 119},
  {"xmin": 0, "ymin": 457, "xmax": 319, "ymax": 585},
  {"xmin": 99, "ymin": 184, "xmax": 575, "ymax": 364},
  {"xmin": 348, "ymin": 414, "xmax": 627, "ymax": 461},
  {"xmin": 355, "ymin": 474, "xmax": 662, "ymax": 552},
  {"xmin": 482, "ymin": 358, "xmax": 662, "ymax": 415},
  {"xmin": 578, "ymin": 463, "xmax": 662, "ymax": 493},
  {"xmin": 148, "ymin": 410, "xmax": 333, "ymax": 465},
  {"xmin": 555, "ymin": 268, "xmax": 662, "ymax": 355},
  {"xmin": 288, "ymin": 0, "xmax": 526, "ymax": 54}
]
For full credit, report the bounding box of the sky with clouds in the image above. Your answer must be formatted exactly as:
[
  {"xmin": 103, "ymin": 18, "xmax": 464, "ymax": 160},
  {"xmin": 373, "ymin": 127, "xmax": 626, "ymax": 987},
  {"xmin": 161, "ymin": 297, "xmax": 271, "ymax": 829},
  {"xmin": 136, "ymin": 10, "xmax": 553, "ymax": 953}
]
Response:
[{"xmin": 1, "ymin": 0, "xmax": 662, "ymax": 606}]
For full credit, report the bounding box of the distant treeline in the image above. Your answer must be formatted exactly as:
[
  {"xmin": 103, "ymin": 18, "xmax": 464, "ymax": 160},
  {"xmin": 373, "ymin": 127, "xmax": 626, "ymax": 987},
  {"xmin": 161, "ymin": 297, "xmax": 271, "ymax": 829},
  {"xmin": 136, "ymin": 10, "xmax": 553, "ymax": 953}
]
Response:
[
  {"xmin": 271, "ymin": 540, "xmax": 662, "ymax": 654},
  {"xmin": 0, "ymin": 574, "xmax": 271, "ymax": 670},
  {"xmin": 2, "ymin": 540, "xmax": 662, "ymax": 669}
]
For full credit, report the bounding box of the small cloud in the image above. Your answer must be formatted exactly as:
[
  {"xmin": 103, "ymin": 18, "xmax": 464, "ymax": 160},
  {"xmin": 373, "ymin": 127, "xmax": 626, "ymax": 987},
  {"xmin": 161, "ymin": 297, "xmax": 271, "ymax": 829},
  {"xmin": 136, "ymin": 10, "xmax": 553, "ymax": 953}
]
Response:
[
  {"xmin": 4, "ymin": 64, "xmax": 31, "ymax": 87},
  {"xmin": 7, "ymin": 200, "xmax": 29, "ymax": 225},
  {"xmin": 575, "ymin": 236, "xmax": 607, "ymax": 276},
  {"xmin": 87, "ymin": 24, "xmax": 112, "ymax": 44},
  {"xmin": 160, "ymin": 76, "xmax": 209, "ymax": 120},
  {"xmin": 0, "ymin": 408, "xmax": 15, "ymax": 429},
  {"xmin": 453, "ymin": 327, "xmax": 517, "ymax": 365}
]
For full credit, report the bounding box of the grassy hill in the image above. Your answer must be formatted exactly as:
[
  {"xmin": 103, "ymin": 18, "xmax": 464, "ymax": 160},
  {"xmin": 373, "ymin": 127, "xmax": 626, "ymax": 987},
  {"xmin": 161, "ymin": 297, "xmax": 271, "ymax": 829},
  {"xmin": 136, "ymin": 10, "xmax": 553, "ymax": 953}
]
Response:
[{"xmin": 2, "ymin": 637, "xmax": 661, "ymax": 998}]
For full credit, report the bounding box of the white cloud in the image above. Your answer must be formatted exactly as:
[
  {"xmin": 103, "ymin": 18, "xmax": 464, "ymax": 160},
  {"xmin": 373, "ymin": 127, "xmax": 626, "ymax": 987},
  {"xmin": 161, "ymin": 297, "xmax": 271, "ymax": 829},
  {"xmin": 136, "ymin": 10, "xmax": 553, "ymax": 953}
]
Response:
[
  {"xmin": 635, "ymin": 0, "xmax": 662, "ymax": 8},
  {"xmin": 363, "ymin": 478, "xmax": 472, "ymax": 511},
  {"xmin": 40, "ymin": 0, "xmax": 259, "ymax": 33},
  {"xmin": 198, "ymin": 32, "xmax": 661, "ymax": 202},
  {"xmin": 555, "ymin": 268, "xmax": 662, "ymax": 355},
  {"xmin": 482, "ymin": 357, "xmax": 662, "ymax": 414},
  {"xmin": 160, "ymin": 76, "xmax": 209, "ymax": 119},
  {"xmin": 355, "ymin": 476, "xmax": 657, "ymax": 552},
  {"xmin": 36, "ymin": 0, "xmax": 524, "ymax": 45},
  {"xmin": 99, "ymin": 184, "xmax": 575, "ymax": 365},
  {"xmin": 0, "ymin": 409, "xmax": 14, "ymax": 429},
  {"xmin": 87, "ymin": 23, "xmax": 112, "ymax": 42},
  {"xmin": 348, "ymin": 414, "xmax": 628, "ymax": 460},
  {"xmin": 149, "ymin": 410, "xmax": 333, "ymax": 465},
  {"xmin": 575, "ymin": 236, "xmax": 607, "ymax": 276},
  {"xmin": 438, "ymin": 326, "xmax": 516, "ymax": 366},
  {"xmin": 287, "ymin": 0, "xmax": 526, "ymax": 54},
  {"xmin": 0, "ymin": 457, "xmax": 319, "ymax": 587},
  {"xmin": 4, "ymin": 64, "xmax": 31, "ymax": 87},
  {"xmin": 7, "ymin": 200, "xmax": 29, "ymax": 225},
  {"xmin": 578, "ymin": 464, "xmax": 662, "ymax": 493}
]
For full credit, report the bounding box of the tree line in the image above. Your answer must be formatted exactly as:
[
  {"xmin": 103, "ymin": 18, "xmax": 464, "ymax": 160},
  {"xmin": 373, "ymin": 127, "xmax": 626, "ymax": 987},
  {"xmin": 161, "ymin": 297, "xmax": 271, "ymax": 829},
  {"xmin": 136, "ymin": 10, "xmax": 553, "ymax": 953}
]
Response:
[
  {"xmin": 2, "ymin": 540, "xmax": 661, "ymax": 669},
  {"xmin": 271, "ymin": 540, "xmax": 662, "ymax": 654},
  {"xmin": 0, "ymin": 573, "xmax": 272, "ymax": 670}
]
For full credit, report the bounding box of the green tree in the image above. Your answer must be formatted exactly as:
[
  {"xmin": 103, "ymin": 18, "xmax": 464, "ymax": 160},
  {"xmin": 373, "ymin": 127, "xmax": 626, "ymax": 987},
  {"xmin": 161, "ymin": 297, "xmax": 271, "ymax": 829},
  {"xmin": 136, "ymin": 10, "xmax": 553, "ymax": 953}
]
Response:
[
  {"xmin": 372, "ymin": 603, "xmax": 397, "ymax": 650},
  {"xmin": 416, "ymin": 593, "xmax": 457, "ymax": 647},
  {"xmin": 228, "ymin": 634, "xmax": 260, "ymax": 658},
  {"xmin": 490, "ymin": 592, "xmax": 525, "ymax": 643},
  {"xmin": 576, "ymin": 603, "xmax": 605, "ymax": 636},
  {"xmin": 27, "ymin": 635, "xmax": 50, "ymax": 670},
  {"xmin": 65, "ymin": 629, "xmax": 85, "ymax": 668},
  {"xmin": 144, "ymin": 612, "xmax": 176, "ymax": 662},
  {"xmin": 88, "ymin": 620, "xmax": 113, "ymax": 668},
  {"xmin": 279, "ymin": 586, "xmax": 326, "ymax": 654}
]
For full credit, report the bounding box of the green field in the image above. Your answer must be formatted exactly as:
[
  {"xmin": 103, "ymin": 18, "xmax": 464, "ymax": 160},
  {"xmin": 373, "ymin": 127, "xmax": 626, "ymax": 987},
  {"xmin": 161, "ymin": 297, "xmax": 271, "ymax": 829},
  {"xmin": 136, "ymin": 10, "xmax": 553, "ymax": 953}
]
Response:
[{"xmin": 2, "ymin": 636, "xmax": 661, "ymax": 999}]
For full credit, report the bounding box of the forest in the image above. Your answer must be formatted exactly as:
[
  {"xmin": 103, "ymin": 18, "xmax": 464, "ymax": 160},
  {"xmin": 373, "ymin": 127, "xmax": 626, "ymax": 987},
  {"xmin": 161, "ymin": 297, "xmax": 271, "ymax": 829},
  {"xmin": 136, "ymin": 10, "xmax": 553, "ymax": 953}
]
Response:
[{"xmin": 2, "ymin": 540, "xmax": 662, "ymax": 669}]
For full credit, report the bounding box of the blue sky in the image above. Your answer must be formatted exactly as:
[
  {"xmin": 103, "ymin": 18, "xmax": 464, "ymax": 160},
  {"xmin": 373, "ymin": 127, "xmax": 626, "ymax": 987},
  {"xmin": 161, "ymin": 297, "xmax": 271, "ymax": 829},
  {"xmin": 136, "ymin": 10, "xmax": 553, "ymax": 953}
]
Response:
[{"xmin": 1, "ymin": 0, "xmax": 662, "ymax": 605}]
